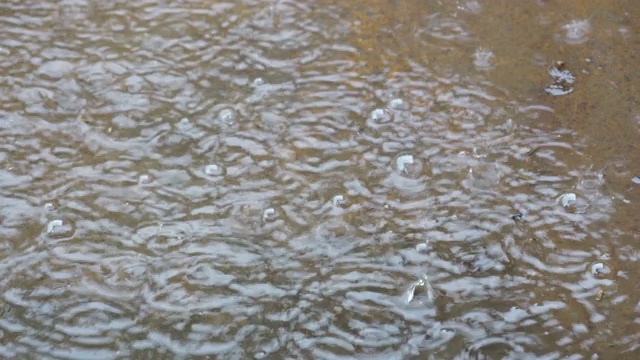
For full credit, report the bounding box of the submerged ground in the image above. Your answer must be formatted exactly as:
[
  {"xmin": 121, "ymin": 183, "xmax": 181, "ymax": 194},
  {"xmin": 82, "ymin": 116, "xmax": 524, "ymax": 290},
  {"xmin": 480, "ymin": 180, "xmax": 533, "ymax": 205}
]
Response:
[{"xmin": 1, "ymin": 0, "xmax": 640, "ymax": 358}]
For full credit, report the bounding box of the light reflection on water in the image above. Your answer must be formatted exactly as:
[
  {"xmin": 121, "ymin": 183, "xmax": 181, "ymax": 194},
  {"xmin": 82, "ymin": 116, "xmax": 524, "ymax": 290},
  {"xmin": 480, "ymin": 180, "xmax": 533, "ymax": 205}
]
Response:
[{"xmin": 1, "ymin": 0, "xmax": 640, "ymax": 358}]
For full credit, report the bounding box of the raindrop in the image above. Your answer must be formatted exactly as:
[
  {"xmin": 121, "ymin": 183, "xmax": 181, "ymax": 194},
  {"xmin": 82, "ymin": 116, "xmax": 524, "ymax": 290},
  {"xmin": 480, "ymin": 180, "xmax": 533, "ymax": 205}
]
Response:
[
  {"xmin": 263, "ymin": 208, "xmax": 277, "ymax": 221},
  {"xmin": 370, "ymin": 108, "xmax": 392, "ymax": 124},
  {"xmin": 559, "ymin": 193, "xmax": 577, "ymax": 208},
  {"xmin": 219, "ymin": 108, "xmax": 237, "ymax": 124},
  {"xmin": 204, "ymin": 164, "xmax": 224, "ymax": 177}
]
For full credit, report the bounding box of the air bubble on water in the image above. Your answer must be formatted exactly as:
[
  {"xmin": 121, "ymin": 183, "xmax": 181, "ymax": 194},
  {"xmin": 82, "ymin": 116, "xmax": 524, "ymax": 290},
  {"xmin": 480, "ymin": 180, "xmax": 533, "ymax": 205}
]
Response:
[
  {"xmin": 47, "ymin": 219, "xmax": 64, "ymax": 233},
  {"xmin": 396, "ymin": 154, "xmax": 414, "ymax": 173},
  {"xmin": 416, "ymin": 243, "xmax": 429, "ymax": 253},
  {"xmin": 46, "ymin": 219, "xmax": 75, "ymax": 239},
  {"xmin": 138, "ymin": 174, "xmax": 152, "ymax": 184},
  {"xmin": 370, "ymin": 108, "xmax": 392, "ymax": 123},
  {"xmin": 591, "ymin": 262, "xmax": 605, "ymax": 275},
  {"xmin": 505, "ymin": 118, "xmax": 513, "ymax": 128},
  {"xmin": 403, "ymin": 273, "xmax": 434, "ymax": 304},
  {"xmin": 219, "ymin": 108, "xmax": 237, "ymax": 124},
  {"xmin": 579, "ymin": 171, "xmax": 603, "ymax": 191},
  {"xmin": 205, "ymin": 164, "xmax": 224, "ymax": 177},
  {"xmin": 473, "ymin": 47, "xmax": 494, "ymax": 69},
  {"xmin": 252, "ymin": 77, "xmax": 264, "ymax": 87},
  {"xmin": 263, "ymin": 208, "xmax": 277, "ymax": 221},
  {"xmin": 177, "ymin": 117, "xmax": 192, "ymax": 131},
  {"xmin": 396, "ymin": 154, "xmax": 425, "ymax": 178},
  {"xmin": 389, "ymin": 98, "xmax": 407, "ymax": 110},
  {"xmin": 563, "ymin": 19, "xmax": 590, "ymax": 44},
  {"xmin": 559, "ymin": 193, "xmax": 577, "ymax": 207}
]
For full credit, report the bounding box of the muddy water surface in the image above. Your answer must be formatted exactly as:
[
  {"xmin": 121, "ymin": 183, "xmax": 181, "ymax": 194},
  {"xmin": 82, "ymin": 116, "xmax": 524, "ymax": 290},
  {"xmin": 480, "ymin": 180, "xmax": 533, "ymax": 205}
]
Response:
[{"xmin": 1, "ymin": 0, "xmax": 640, "ymax": 358}]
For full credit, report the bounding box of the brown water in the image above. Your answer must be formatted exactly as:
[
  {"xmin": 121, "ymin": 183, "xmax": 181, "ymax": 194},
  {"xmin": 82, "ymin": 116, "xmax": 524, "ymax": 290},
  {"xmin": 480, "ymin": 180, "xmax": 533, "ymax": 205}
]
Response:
[{"xmin": 1, "ymin": 0, "xmax": 640, "ymax": 359}]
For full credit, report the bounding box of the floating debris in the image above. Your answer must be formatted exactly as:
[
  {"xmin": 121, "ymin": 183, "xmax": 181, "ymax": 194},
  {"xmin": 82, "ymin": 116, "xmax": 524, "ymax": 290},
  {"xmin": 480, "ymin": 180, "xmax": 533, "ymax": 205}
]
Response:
[{"xmin": 596, "ymin": 289, "xmax": 604, "ymax": 301}]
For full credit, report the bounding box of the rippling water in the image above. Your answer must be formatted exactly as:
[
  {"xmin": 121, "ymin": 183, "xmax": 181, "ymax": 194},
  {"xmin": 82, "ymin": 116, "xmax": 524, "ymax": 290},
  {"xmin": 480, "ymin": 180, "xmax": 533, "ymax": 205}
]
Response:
[{"xmin": 1, "ymin": 0, "xmax": 640, "ymax": 358}]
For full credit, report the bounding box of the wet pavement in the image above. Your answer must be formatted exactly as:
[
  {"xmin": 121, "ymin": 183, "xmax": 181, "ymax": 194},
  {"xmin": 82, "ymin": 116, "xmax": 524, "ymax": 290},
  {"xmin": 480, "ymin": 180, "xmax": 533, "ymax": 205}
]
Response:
[{"xmin": 1, "ymin": 0, "xmax": 640, "ymax": 358}]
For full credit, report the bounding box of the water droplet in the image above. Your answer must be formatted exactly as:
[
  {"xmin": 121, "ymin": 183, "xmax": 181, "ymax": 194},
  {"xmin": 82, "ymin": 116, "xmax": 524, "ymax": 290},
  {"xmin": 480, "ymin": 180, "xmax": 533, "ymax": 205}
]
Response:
[
  {"xmin": 389, "ymin": 98, "xmax": 406, "ymax": 110},
  {"xmin": 263, "ymin": 208, "xmax": 277, "ymax": 221},
  {"xmin": 370, "ymin": 108, "xmax": 392, "ymax": 123},
  {"xmin": 204, "ymin": 164, "xmax": 224, "ymax": 177},
  {"xmin": 219, "ymin": 108, "xmax": 237, "ymax": 124},
  {"xmin": 559, "ymin": 193, "xmax": 577, "ymax": 208}
]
